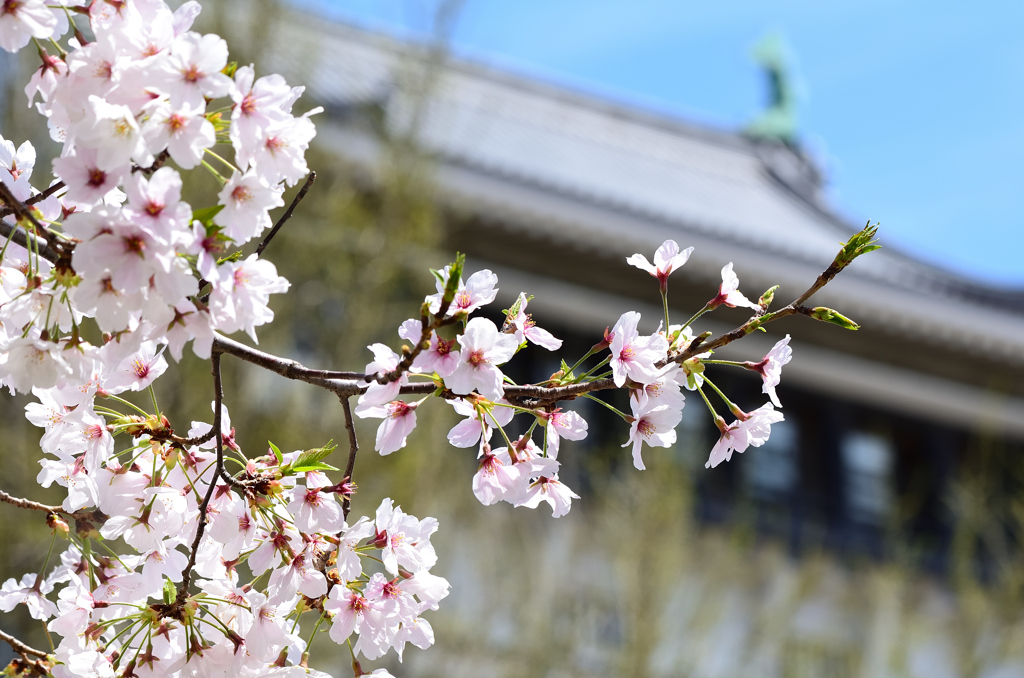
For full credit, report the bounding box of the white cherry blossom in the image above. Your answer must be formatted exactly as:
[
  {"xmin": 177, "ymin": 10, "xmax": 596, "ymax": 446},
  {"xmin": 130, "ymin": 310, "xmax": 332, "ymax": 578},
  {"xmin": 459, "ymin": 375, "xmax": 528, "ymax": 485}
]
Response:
[
  {"xmin": 626, "ymin": 239, "xmax": 694, "ymax": 290},
  {"xmin": 446, "ymin": 317, "xmax": 518, "ymax": 400}
]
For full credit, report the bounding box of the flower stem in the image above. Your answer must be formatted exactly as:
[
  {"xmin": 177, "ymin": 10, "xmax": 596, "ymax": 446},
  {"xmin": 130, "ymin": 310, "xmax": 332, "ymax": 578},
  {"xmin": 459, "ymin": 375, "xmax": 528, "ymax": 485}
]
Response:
[
  {"xmin": 696, "ymin": 386, "xmax": 719, "ymax": 420},
  {"xmin": 661, "ymin": 288, "xmax": 671, "ymax": 333},
  {"xmin": 582, "ymin": 393, "xmax": 631, "ymax": 421},
  {"xmin": 681, "ymin": 303, "xmax": 712, "ymax": 331},
  {"xmin": 148, "ymin": 385, "xmax": 161, "ymax": 420},
  {"xmin": 703, "ymin": 376, "xmax": 739, "ymax": 414}
]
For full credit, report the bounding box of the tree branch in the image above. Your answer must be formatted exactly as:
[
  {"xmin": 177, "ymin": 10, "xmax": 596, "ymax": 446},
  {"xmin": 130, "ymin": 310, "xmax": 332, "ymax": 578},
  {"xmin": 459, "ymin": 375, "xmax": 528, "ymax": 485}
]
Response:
[
  {"xmin": 0, "ymin": 181, "xmax": 73, "ymax": 259},
  {"xmin": 0, "ymin": 214, "xmax": 63, "ymax": 264},
  {"xmin": 340, "ymin": 396, "xmax": 359, "ymax": 520},
  {"xmin": 255, "ymin": 171, "xmax": 315, "ymax": 259},
  {"xmin": 0, "ymin": 488, "xmax": 62, "ymax": 514},
  {"xmin": 0, "ymin": 628, "xmax": 49, "ymax": 660},
  {"xmin": 176, "ymin": 352, "xmax": 225, "ymax": 605}
]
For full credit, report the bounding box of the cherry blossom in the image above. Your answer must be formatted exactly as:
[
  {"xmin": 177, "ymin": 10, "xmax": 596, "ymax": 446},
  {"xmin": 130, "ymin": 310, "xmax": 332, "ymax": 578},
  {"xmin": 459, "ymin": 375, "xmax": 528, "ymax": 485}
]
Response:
[
  {"xmin": 507, "ymin": 292, "xmax": 562, "ymax": 350},
  {"xmin": 472, "ymin": 447, "xmax": 522, "ymax": 505},
  {"xmin": 0, "ymin": 0, "xmax": 59, "ymax": 52},
  {"xmin": 159, "ymin": 32, "xmax": 233, "ymax": 108},
  {"xmin": 215, "ymin": 169, "xmax": 285, "ymax": 244},
  {"xmin": 708, "ymin": 262, "xmax": 760, "ymax": 311},
  {"xmin": 446, "ymin": 397, "xmax": 514, "ymax": 448},
  {"xmin": 0, "ymin": 573, "xmax": 59, "ymax": 624},
  {"xmin": 626, "ymin": 239, "xmax": 694, "ymax": 291},
  {"xmin": 516, "ymin": 464, "xmax": 579, "ymax": 518},
  {"xmin": 749, "ymin": 334, "xmax": 793, "ymax": 407},
  {"xmin": 425, "ymin": 266, "xmax": 498, "ymax": 316},
  {"xmin": 624, "ymin": 401, "xmax": 683, "ymax": 471},
  {"xmin": 538, "ymin": 407, "xmax": 588, "ymax": 458},
  {"xmin": 609, "ymin": 311, "xmax": 669, "ymax": 388},
  {"xmin": 705, "ymin": 404, "xmax": 784, "ymax": 468},
  {"xmin": 446, "ymin": 317, "xmax": 518, "ymax": 400}
]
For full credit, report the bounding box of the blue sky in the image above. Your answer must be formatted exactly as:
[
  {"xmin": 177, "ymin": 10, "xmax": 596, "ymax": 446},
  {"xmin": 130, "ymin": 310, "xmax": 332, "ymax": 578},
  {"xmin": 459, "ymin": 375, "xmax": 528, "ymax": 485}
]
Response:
[{"xmin": 304, "ymin": 0, "xmax": 1024, "ymax": 287}]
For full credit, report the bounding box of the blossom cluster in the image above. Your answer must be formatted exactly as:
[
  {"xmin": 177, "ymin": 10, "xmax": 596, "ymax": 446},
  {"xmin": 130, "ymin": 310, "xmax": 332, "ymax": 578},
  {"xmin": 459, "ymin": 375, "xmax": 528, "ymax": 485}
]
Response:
[
  {"xmin": 1, "ymin": 423, "xmax": 448, "ymax": 677},
  {"xmin": 0, "ymin": 0, "xmax": 449, "ymax": 675},
  {"xmin": 0, "ymin": 0, "xmax": 310, "ymax": 400},
  {"xmin": 353, "ymin": 243, "xmax": 795, "ymax": 518}
]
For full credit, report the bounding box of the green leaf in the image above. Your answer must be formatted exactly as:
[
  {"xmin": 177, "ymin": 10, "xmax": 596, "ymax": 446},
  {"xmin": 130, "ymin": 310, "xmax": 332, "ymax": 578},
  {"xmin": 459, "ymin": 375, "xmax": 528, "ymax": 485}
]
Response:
[
  {"xmin": 291, "ymin": 461, "xmax": 340, "ymax": 473},
  {"xmin": 162, "ymin": 577, "xmax": 176, "ymax": 605},
  {"xmin": 441, "ymin": 253, "xmax": 465, "ymax": 307},
  {"xmin": 835, "ymin": 221, "xmax": 882, "ymax": 268},
  {"xmin": 216, "ymin": 250, "xmax": 243, "ymax": 266},
  {"xmin": 192, "ymin": 205, "xmax": 225, "ymax": 228},
  {"xmin": 268, "ymin": 441, "xmax": 283, "ymax": 465},
  {"xmin": 758, "ymin": 285, "xmax": 779, "ymax": 309},
  {"xmin": 288, "ymin": 441, "xmax": 337, "ymax": 473}
]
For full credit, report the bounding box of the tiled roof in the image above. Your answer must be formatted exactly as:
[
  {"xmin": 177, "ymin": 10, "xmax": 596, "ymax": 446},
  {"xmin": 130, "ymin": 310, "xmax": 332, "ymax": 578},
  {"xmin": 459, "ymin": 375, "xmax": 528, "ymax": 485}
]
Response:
[{"xmin": 271, "ymin": 16, "xmax": 1024, "ymax": 368}]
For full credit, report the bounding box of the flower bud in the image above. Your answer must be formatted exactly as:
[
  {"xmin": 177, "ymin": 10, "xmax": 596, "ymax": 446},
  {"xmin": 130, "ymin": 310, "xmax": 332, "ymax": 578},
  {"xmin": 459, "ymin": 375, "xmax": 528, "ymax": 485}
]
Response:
[
  {"xmin": 47, "ymin": 512, "xmax": 69, "ymax": 538},
  {"xmin": 808, "ymin": 306, "xmax": 859, "ymax": 330}
]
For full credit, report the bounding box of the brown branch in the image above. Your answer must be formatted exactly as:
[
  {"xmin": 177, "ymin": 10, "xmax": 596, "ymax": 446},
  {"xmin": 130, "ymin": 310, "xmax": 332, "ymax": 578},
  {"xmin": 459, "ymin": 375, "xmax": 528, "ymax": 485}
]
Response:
[
  {"xmin": 0, "ymin": 180, "xmax": 67, "ymax": 217},
  {"xmin": 211, "ymin": 333, "xmax": 616, "ymax": 405},
  {"xmin": 254, "ymin": 171, "xmax": 316, "ymax": 259},
  {"xmin": 340, "ymin": 396, "xmax": 359, "ymax": 520},
  {"xmin": 0, "ymin": 628, "xmax": 49, "ymax": 660},
  {"xmin": 176, "ymin": 352, "xmax": 225, "ymax": 605},
  {"xmin": 0, "ymin": 181, "xmax": 72, "ymax": 257},
  {"xmin": 0, "ymin": 200, "xmax": 66, "ymax": 266},
  {"xmin": 672, "ymin": 227, "xmax": 878, "ymax": 363},
  {"xmin": 0, "ymin": 489, "xmax": 62, "ymax": 514},
  {"xmin": 132, "ymin": 150, "xmax": 170, "ymax": 177}
]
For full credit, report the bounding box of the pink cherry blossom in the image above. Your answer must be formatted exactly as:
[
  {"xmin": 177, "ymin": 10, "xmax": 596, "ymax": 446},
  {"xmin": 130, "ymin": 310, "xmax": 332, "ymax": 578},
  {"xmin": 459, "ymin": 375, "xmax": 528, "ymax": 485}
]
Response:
[
  {"xmin": 472, "ymin": 448, "xmax": 521, "ymax": 505},
  {"xmin": 0, "ymin": 336, "xmax": 73, "ymax": 394},
  {"xmin": 159, "ymin": 32, "xmax": 233, "ymax": 108},
  {"xmin": 141, "ymin": 98, "xmax": 215, "ymax": 169},
  {"xmin": 538, "ymin": 408, "xmax": 588, "ymax": 458},
  {"xmin": 446, "ymin": 317, "xmax": 518, "ymax": 400},
  {"xmin": 52, "ymin": 148, "xmax": 128, "ymax": 204},
  {"xmin": 123, "ymin": 166, "xmax": 192, "ymax": 243},
  {"xmin": 446, "ymin": 397, "xmax": 514, "ymax": 448},
  {"xmin": 507, "ymin": 292, "xmax": 562, "ymax": 350},
  {"xmin": 425, "ymin": 266, "xmax": 498, "ymax": 316},
  {"xmin": 357, "ymin": 399, "xmax": 419, "ymax": 455},
  {"xmin": 355, "ymin": 343, "xmax": 407, "ymax": 411},
  {"xmin": 626, "ymin": 239, "xmax": 694, "ymax": 291},
  {"xmin": 705, "ymin": 404, "xmax": 784, "ymax": 468},
  {"xmin": 215, "ymin": 169, "xmax": 285, "ymax": 244},
  {"xmin": 609, "ymin": 311, "xmax": 669, "ymax": 388},
  {"xmin": 708, "ymin": 262, "xmax": 759, "ymax": 311},
  {"xmin": 0, "ymin": 0, "xmax": 58, "ymax": 52},
  {"xmin": 73, "ymin": 96, "xmax": 148, "ymax": 171},
  {"xmin": 208, "ymin": 254, "xmax": 290, "ymax": 342},
  {"xmin": 748, "ymin": 334, "xmax": 793, "ymax": 407},
  {"xmin": 325, "ymin": 586, "xmax": 383, "ymax": 648},
  {"xmin": 516, "ymin": 468, "xmax": 579, "ymax": 518},
  {"xmin": 0, "ymin": 573, "xmax": 58, "ymax": 620},
  {"xmin": 287, "ymin": 483, "xmax": 345, "ymax": 534},
  {"xmin": 623, "ymin": 401, "xmax": 682, "ymax": 471},
  {"xmin": 230, "ymin": 65, "xmax": 304, "ymax": 160}
]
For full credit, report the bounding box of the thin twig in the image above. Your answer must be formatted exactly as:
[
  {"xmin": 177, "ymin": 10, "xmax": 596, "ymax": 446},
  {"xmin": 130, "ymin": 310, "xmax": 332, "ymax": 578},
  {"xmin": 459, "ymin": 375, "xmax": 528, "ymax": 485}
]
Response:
[
  {"xmin": 0, "ymin": 489, "xmax": 62, "ymax": 514},
  {"xmin": 131, "ymin": 150, "xmax": 170, "ymax": 176},
  {"xmin": 0, "ymin": 628, "xmax": 49, "ymax": 659},
  {"xmin": 254, "ymin": 171, "xmax": 316, "ymax": 258},
  {"xmin": 176, "ymin": 352, "xmax": 225, "ymax": 605},
  {"xmin": 340, "ymin": 396, "xmax": 358, "ymax": 520}
]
